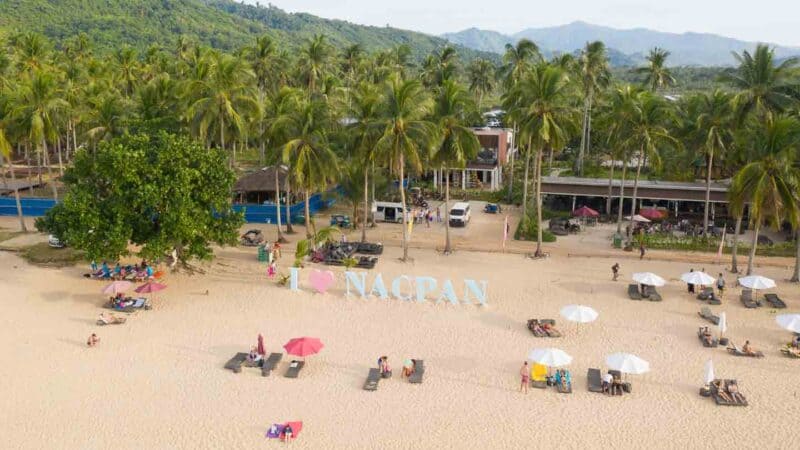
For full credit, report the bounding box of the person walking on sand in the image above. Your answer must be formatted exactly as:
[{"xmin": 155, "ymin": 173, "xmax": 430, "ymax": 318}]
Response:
[
  {"xmin": 612, "ymin": 263, "xmax": 620, "ymax": 281},
  {"xmin": 436, "ymin": 206, "xmax": 441, "ymax": 223},
  {"xmin": 267, "ymin": 261, "xmax": 277, "ymax": 278},
  {"xmin": 687, "ymin": 268, "xmax": 695, "ymax": 293},
  {"xmin": 87, "ymin": 333, "xmax": 99, "ymax": 347},
  {"xmin": 520, "ymin": 361, "xmax": 529, "ymax": 393},
  {"xmin": 639, "ymin": 243, "xmax": 646, "ymax": 260},
  {"xmin": 716, "ymin": 273, "xmax": 725, "ymax": 297}
]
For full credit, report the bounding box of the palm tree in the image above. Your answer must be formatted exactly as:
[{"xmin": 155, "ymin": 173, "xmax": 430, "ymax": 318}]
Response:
[
  {"xmin": 422, "ymin": 46, "xmax": 459, "ymax": 88},
  {"xmin": 508, "ymin": 64, "xmax": 574, "ymax": 256},
  {"xmin": 85, "ymin": 94, "xmax": 127, "ymax": 146},
  {"xmin": 114, "ymin": 46, "xmax": 139, "ymax": 97},
  {"xmin": 376, "ymin": 76, "xmax": 435, "ymax": 261},
  {"xmin": 12, "ymin": 70, "xmax": 68, "ymax": 200},
  {"xmin": 246, "ymin": 35, "xmax": 277, "ymax": 165},
  {"xmin": 432, "ymin": 80, "xmax": 480, "ymax": 254},
  {"xmin": 468, "ymin": 58, "xmax": 494, "ymax": 111},
  {"xmin": 266, "ymin": 87, "xmax": 303, "ymax": 239},
  {"xmin": 13, "ymin": 32, "xmax": 49, "ymax": 73},
  {"xmin": 186, "ymin": 52, "xmax": 256, "ymax": 163},
  {"xmin": 724, "ymin": 45, "xmax": 799, "ymax": 123},
  {"xmin": 0, "ymin": 127, "xmax": 26, "ymax": 231},
  {"xmin": 297, "ymin": 35, "xmax": 333, "ymax": 93},
  {"xmin": 618, "ymin": 90, "xmax": 678, "ymax": 240},
  {"xmin": 275, "ymin": 98, "xmax": 339, "ymax": 242},
  {"xmin": 694, "ymin": 90, "xmax": 734, "ymax": 236},
  {"xmin": 348, "ymin": 83, "xmax": 383, "ymax": 243},
  {"xmin": 635, "ymin": 48, "xmax": 676, "ymax": 92},
  {"xmin": 575, "ymin": 41, "xmax": 610, "ymax": 175},
  {"xmin": 730, "ymin": 115, "xmax": 800, "ymax": 276}
]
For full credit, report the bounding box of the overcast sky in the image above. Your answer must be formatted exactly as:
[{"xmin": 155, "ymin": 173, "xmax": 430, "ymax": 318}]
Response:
[{"xmin": 254, "ymin": 0, "xmax": 800, "ymax": 46}]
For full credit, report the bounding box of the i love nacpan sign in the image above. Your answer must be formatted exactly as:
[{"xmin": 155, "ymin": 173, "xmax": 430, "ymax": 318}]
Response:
[{"xmin": 287, "ymin": 268, "xmax": 489, "ymax": 305}]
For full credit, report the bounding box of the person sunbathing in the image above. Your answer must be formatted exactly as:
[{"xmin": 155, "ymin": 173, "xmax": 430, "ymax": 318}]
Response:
[
  {"xmin": 379, "ymin": 356, "xmax": 392, "ymax": 378},
  {"xmin": 87, "ymin": 333, "xmax": 99, "ymax": 347},
  {"xmin": 247, "ymin": 347, "xmax": 262, "ymax": 363},
  {"xmin": 714, "ymin": 381, "xmax": 733, "ymax": 403},
  {"xmin": 726, "ymin": 382, "xmax": 745, "ymax": 403},
  {"xmin": 402, "ymin": 359, "xmax": 414, "ymax": 378},
  {"xmin": 742, "ymin": 340, "xmax": 758, "ymax": 356}
]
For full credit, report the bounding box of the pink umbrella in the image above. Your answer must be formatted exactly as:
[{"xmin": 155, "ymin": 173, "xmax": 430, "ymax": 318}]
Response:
[
  {"xmin": 572, "ymin": 205, "xmax": 600, "ymax": 218},
  {"xmin": 135, "ymin": 282, "xmax": 167, "ymax": 294},
  {"xmin": 257, "ymin": 334, "xmax": 265, "ymax": 356},
  {"xmin": 102, "ymin": 281, "xmax": 133, "ymax": 295},
  {"xmin": 639, "ymin": 208, "xmax": 665, "ymax": 221},
  {"xmin": 283, "ymin": 337, "xmax": 324, "ymax": 358}
]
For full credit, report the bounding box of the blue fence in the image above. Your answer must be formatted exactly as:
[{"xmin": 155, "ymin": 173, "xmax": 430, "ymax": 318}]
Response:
[{"xmin": 0, "ymin": 193, "xmax": 336, "ymax": 223}]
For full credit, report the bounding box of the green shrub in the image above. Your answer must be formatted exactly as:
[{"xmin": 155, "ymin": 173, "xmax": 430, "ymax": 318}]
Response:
[{"xmin": 514, "ymin": 215, "xmax": 557, "ymax": 242}]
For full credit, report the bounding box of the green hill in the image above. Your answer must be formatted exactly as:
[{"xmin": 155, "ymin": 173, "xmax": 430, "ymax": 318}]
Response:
[{"xmin": 0, "ymin": 0, "xmax": 494, "ymax": 62}]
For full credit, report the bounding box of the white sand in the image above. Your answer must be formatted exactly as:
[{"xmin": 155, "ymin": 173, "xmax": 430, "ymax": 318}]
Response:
[{"xmin": 1, "ymin": 210, "xmax": 799, "ymax": 449}]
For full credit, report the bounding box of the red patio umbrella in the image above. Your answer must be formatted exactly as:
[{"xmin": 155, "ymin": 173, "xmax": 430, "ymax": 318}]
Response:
[
  {"xmin": 135, "ymin": 282, "xmax": 167, "ymax": 294},
  {"xmin": 572, "ymin": 205, "xmax": 600, "ymax": 218},
  {"xmin": 257, "ymin": 334, "xmax": 265, "ymax": 356},
  {"xmin": 639, "ymin": 208, "xmax": 665, "ymax": 221},
  {"xmin": 283, "ymin": 337, "xmax": 324, "ymax": 358}
]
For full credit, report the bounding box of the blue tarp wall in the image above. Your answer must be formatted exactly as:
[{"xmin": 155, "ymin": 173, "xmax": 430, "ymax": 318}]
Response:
[{"xmin": 0, "ymin": 193, "xmax": 336, "ymax": 224}]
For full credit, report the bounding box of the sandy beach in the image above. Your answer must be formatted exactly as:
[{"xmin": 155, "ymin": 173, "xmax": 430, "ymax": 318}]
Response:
[{"xmin": 1, "ymin": 209, "xmax": 799, "ymax": 449}]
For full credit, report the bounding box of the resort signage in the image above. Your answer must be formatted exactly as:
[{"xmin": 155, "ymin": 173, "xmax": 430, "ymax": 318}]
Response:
[{"xmin": 288, "ymin": 268, "xmax": 488, "ymax": 305}]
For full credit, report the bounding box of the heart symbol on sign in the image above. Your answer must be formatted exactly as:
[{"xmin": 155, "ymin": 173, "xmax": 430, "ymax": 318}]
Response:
[{"xmin": 309, "ymin": 269, "xmax": 335, "ymax": 294}]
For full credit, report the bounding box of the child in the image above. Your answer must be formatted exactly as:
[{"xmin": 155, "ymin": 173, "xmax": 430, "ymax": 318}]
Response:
[
  {"xmin": 267, "ymin": 261, "xmax": 277, "ymax": 278},
  {"xmin": 87, "ymin": 333, "xmax": 99, "ymax": 347}
]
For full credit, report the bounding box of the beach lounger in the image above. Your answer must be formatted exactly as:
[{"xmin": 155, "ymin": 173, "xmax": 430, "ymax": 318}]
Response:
[
  {"xmin": 96, "ymin": 315, "xmax": 126, "ymax": 326},
  {"xmin": 781, "ymin": 347, "xmax": 800, "ymax": 358},
  {"xmin": 628, "ymin": 284, "xmax": 643, "ymax": 300},
  {"xmin": 530, "ymin": 363, "xmax": 548, "ymax": 389},
  {"xmin": 645, "ymin": 286, "xmax": 662, "ymax": 302},
  {"xmin": 363, "ymin": 368, "xmax": 381, "ymax": 391},
  {"xmin": 710, "ymin": 379, "xmax": 748, "ymax": 407},
  {"xmin": 285, "ymin": 360, "xmax": 306, "ymax": 378},
  {"xmin": 408, "ymin": 359, "xmax": 425, "ymax": 384},
  {"xmin": 726, "ymin": 343, "xmax": 764, "ymax": 358},
  {"xmin": 527, "ymin": 319, "xmax": 547, "ymax": 337},
  {"xmin": 697, "ymin": 327, "xmax": 718, "ymax": 347},
  {"xmin": 764, "ymin": 293, "xmax": 786, "ymax": 309},
  {"xmin": 103, "ymin": 297, "xmax": 150, "ymax": 313},
  {"xmin": 555, "ymin": 370, "xmax": 572, "ymax": 393},
  {"xmin": 698, "ymin": 307, "xmax": 720, "ymax": 325},
  {"xmin": 707, "ymin": 293, "xmax": 722, "ymax": 305},
  {"xmin": 609, "ymin": 370, "xmax": 631, "ymax": 393},
  {"xmin": 587, "ymin": 368, "xmax": 603, "ymax": 393},
  {"xmin": 225, "ymin": 352, "xmax": 248, "ymax": 373},
  {"xmin": 740, "ymin": 289, "xmax": 759, "ymax": 308},
  {"xmin": 697, "ymin": 287, "xmax": 713, "ymax": 301},
  {"xmin": 261, "ymin": 353, "xmax": 283, "ymax": 376}
]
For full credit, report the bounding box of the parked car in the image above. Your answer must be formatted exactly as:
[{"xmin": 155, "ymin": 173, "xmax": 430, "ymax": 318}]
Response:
[
  {"xmin": 48, "ymin": 234, "xmax": 66, "ymax": 248},
  {"xmin": 484, "ymin": 203, "xmax": 502, "ymax": 214},
  {"xmin": 330, "ymin": 214, "xmax": 352, "ymax": 228},
  {"xmin": 449, "ymin": 202, "xmax": 471, "ymax": 227}
]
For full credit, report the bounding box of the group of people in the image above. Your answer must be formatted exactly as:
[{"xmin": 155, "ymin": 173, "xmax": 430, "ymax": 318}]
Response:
[
  {"xmin": 90, "ymin": 260, "xmax": 155, "ymax": 281},
  {"xmin": 712, "ymin": 380, "xmax": 745, "ymax": 403},
  {"xmin": 264, "ymin": 241, "xmax": 282, "ymax": 278},
  {"xmin": 601, "ymin": 371, "xmax": 625, "ymax": 395},
  {"xmin": 685, "ymin": 268, "xmax": 725, "ymax": 296},
  {"xmin": 407, "ymin": 207, "xmax": 441, "ymax": 228}
]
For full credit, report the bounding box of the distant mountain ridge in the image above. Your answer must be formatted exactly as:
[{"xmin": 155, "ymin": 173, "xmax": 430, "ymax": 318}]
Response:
[{"xmin": 443, "ymin": 21, "xmax": 800, "ymax": 66}]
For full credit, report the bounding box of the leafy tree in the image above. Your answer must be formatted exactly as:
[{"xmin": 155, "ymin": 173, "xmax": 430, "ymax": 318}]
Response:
[{"xmin": 36, "ymin": 132, "xmax": 243, "ymax": 264}]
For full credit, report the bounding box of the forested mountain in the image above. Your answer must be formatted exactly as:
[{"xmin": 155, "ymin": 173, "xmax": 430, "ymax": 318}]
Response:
[
  {"xmin": 0, "ymin": 0, "xmax": 493, "ymax": 62},
  {"xmin": 443, "ymin": 21, "xmax": 800, "ymax": 66}
]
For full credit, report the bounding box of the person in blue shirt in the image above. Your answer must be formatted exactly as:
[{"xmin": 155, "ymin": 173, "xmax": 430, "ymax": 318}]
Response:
[{"xmin": 145, "ymin": 265, "xmax": 154, "ymax": 278}]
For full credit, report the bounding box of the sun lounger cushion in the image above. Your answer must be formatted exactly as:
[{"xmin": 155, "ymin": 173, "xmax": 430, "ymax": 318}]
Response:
[
  {"xmin": 409, "ymin": 359, "xmax": 425, "ymax": 384},
  {"xmin": 285, "ymin": 360, "xmax": 306, "ymax": 378},
  {"xmin": 587, "ymin": 368, "xmax": 603, "ymax": 393},
  {"xmin": 740, "ymin": 290, "xmax": 759, "ymax": 308},
  {"xmin": 262, "ymin": 353, "xmax": 283, "ymax": 376},
  {"xmin": 764, "ymin": 293, "xmax": 786, "ymax": 309},
  {"xmin": 628, "ymin": 284, "xmax": 643, "ymax": 300},
  {"xmin": 225, "ymin": 352, "xmax": 248, "ymax": 373},
  {"xmin": 698, "ymin": 307, "xmax": 720, "ymax": 325},
  {"xmin": 530, "ymin": 363, "xmax": 548, "ymax": 389},
  {"xmin": 364, "ymin": 368, "xmax": 381, "ymax": 391}
]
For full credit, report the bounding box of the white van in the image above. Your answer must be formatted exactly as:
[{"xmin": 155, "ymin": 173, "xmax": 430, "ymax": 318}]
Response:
[
  {"xmin": 372, "ymin": 201, "xmax": 408, "ymax": 223},
  {"xmin": 449, "ymin": 202, "xmax": 471, "ymax": 227}
]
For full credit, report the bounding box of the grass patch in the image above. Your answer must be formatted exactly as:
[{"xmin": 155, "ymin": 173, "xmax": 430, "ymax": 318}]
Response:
[
  {"xmin": 0, "ymin": 230, "xmax": 23, "ymax": 243},
  {"xmin": 642, "ymin": 234, "xmax": 796, "ymax": 257},
  {"xmin": 20, "ymin": 242, "xmax": 85, "ymax": 267}
]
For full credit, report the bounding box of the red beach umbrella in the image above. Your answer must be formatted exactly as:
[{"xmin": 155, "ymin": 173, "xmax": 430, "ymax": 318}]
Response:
[
  {"xmin": 135, "ymin": 282, "xmax": 167, "ymax": 294},
  {"xmin": 572, "ymin": 205, "xmax": 600, "ymax": 218},
  {"xmin": 283, "ymin": 337, "xmax": 324, "ymax": 358},
  {"xmin": 639, "ymin": 208, "xmax": 665, "ymax": 221},
  {"xmin": 102, "ymin": 281, "xmax": 133, "ymax": 295}
]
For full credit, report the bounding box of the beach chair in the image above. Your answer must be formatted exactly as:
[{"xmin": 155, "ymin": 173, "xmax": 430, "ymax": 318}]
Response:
[
  {"xmin": 711, "ymin": 379, "xmax": 748, "ymax": 407},
  {"xmin": 285, "ymin": 360, "xmax": 306, "ymax": 378},
  {"xmin": 363, "ymin": 368, "xmax": 381, "ymax": 391},
  {"xmin": 587, "ymin": 368, "xmax": 603, "ymax": 393},
  {"xmin": 555, "ymin": 370, "xmax": 572, "ymax": 394},
  {"xmin": 726, "ymin": 343, "xmax": 764, "ymax": 358},
  {"xmin": 96, "ymin": 315, "xmax": 126, "ymax": 326},
  {"xmin": 539, "ymin": 319, "xmax": 562, "ymax": 337},
  {"xmin": 408, "ymin": 359, "xmax": 425, "ymax": 384},
  {"xmin": 697, "ymin": 287, "xmax": 713, "ymax": 301},
  {"xmin": 527, "ymin": 319, "xmax": 547, "ymax": 337},
  {"xmin": 261, "ymin": 353, "xmax": 283, "ymax": 376},
  {"xmin": 740, "ymin": 289, "xmax": 759, "ymax": 309},
  {"xmin": 645, "ymin": 286, "xmax": 662, "ymax": 302},
  {"xmin": 628, "ymin": 284, "xmax": 643, "ymax": 300},
  {"xmin": 698, "ymin": 307, "xmax": 720, "ymax": 325},
  {"xmin": 697, "ymin": 327, "xmax": 719, "ymax": 347},
  {"xmin": 707, "ymin": 293, "xmax": 722, "ymax": 305},
  {"xmin": 530, "ymin": 363, "xmax": 548, "ymax": 389},
  {"xmin": 764, "ymin": 293, "xmax": 787, "ymax": 309},
  {"xmin": 780, "ymin": 347, "xmax": 800, "ymax": 358},
  {"xmin": 609, "ymin": 370, "xmax": 631, "ymax": 394},
  {"xmin": 225, "ymin": 353, "xmax": 248, "ymax": 373}
]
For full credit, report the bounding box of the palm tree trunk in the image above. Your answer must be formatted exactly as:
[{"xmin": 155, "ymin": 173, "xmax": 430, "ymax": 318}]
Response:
[
  {"xmin": 42, "ymin": 139, "xmax": 58, "ymax": 201},
  {"xmin": 521, "ymin": 136, "xmax": 532, "ymax": 218},
  {"xmin": 399, "ymin": 155, "xmax": 409, "ymax": 261},
  {"xmin": 444, "ymin": 169, "xmax": 452, "ymax": 254},
  {"xmin": 506, "ymin": 123, "xmax": 517, "ymax": 204},
  {"xmin": 576, "ymin": 94, "xmax": 590, "ymax": 175},
  {"xmin": 7, "ymin": 158, "xmax": 27, "ymax": 232},
  {"xmin": 606, "ymin": 159, "xmax": 615, "ymax": 216},
  {"xmin": 791, "ymin": 230, "xmax": 800, "ymax": 282},
  {"xmin": 535, "ymin": 147, "xmax": 545, "ymax": 256},
  {"xmin": 304, "ymin": 189, "xmax": 312, "ymax": 241},
  {"xmin": 746, "ymin": 221, "xmax": 760, "ymax": 276},
  {"xmin": 615, "ymin": 162, "xmax": 628, "ymax": 234},
  {"xmin": 71, "ymin": 121, "xmax": 78, "ymax": 159},
  {"xmin": 626, "ymin": 149, "xmax": 644, "ymax": 241},
  {"xmin": 731, "ymin": 215, "xmax": 742, "ymax": 273},
  {"xmin": 702, "ymin": 149, "xmax": 713, "ymax": 238},
  {"xmin": 274, "ymin": 169, "xmax": 286, "ymax": 243},
  {"xmin": 370, "ymin": 161, "xmax": 376, "ymax": 225},
  {"xmin": 284, "ymin": 179, "xmax": 295, "ymax": 234},
  {"xmin": 361, "ymin": 166, "xmax": 368, "ymax": 243}
]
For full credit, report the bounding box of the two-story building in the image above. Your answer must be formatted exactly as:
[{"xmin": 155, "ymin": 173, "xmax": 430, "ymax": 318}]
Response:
[{"xmin": 432, "ymin": 127, "xmax": 515, "ymax": 191}]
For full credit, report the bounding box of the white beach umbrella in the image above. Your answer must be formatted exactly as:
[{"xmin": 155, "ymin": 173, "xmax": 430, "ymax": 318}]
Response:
[
  {"xmin": 560, "ymin": 304, "xmax": 599, "ymax": 324},
  {"xmin": 717, "ymin": 312, "xmax": 727, "ymax": 338},
  {"xmin": 704, "ymin": 359, "xmax": 715, "ymax": 385},
  {"xmin": 528, "ymin": 348, "xmax": 572, "ymax": 367},
  {"xmin": 776, "ymin": 314, "xmax": 800, "ymax": 333},
  {"xmin": 606, "ymin": 353, "xmax": 650, "ymax": 375},
  {"xmin": 625, "ymin": 215, "xmax": 651, "ymax": 223},
  {"xmin": 738, "ymin": 275, "xmax": 776, "ymax": 290},
  {"xmin": 681, "ymin": 271, "xmax": 715, "ymax": 286},
  {"xmin": 632, "ymin": 272, "xmax": 666, "ymax": 287}
]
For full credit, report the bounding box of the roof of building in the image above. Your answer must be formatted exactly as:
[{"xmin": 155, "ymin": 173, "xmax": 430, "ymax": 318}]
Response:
[{"xmin": 233, "ymin": 166, "xmax": 288, "ymax": 193}]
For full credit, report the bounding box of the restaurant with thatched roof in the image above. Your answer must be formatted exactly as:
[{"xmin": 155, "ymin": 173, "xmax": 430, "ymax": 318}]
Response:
[{"xmin": 233, "ymin": 165, "xmax": 291, "ymax": 205}]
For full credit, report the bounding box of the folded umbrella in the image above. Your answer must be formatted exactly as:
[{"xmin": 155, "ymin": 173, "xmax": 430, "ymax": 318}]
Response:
[{"xmin": 704, "ymin": 359, "xmax": 715, "ymax": 385}]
